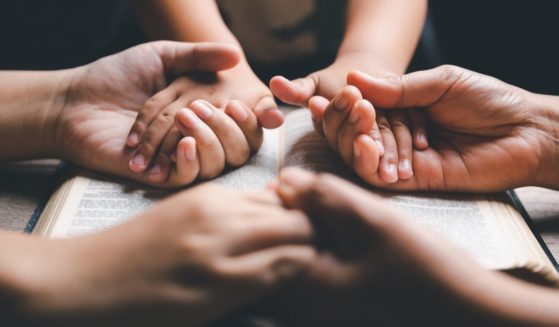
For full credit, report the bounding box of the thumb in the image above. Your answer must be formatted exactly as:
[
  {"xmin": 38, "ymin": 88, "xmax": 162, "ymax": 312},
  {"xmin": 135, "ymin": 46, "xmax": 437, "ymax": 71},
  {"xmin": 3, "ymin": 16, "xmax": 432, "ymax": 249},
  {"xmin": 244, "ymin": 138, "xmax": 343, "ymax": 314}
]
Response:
[
  {"xmin": 347, "ymin": 65, "xmax": 465, "ymax": 109},
  {"xmin": 151, "ymin": 41, "xmax": 241, "ymax": 75},
  {"xmin": 269, "ymin": 75, "xmax": 318, "ymax": 107}
]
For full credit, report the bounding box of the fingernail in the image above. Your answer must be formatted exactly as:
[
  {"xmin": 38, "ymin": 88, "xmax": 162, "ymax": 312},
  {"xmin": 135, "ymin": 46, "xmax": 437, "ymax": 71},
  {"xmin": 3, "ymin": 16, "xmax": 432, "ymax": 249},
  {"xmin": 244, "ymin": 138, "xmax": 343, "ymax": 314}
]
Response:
[
  {"xmin": 334, "ymin": 93, "xmax": 348, "ymax": 110},
  {"xmin": 280, "ymin": 168, "xmax": 314, "ymax": 187},
  {"xmin": 399, "ymin": 159, "xmax": 411, "ymax": 172},
  {"xmin": 178, "ymin": 108, "xmax": 200, "ymax": 129},
  {"xmin": 191, "ymin": 101, "xmax": 213, "ymax": 120},
  {"xmin": 375, "ymin": 139, "xmax": 385, "ymax": 155},
  {"xmin": 149, "ymin": 164, "xmax": 162, "ymax": 177},
  {"xmin": 184, "ymin": 139, "xmax": 196, "ymax": 161},
  {"xmin": 348, "ymin": 107, "xmax": 360, "ymax": 123},
  {"xmin": 127, "ymin": 132, "xmax": 139, "ymax": 146},
  {"xmin": 385, "ymin": 162, "xmax": 398, "ymax": 183},
  {"xmin": 131, "ymin": 154, "xmax": 145, "ymax": 167},
  {"xmin": 353, "ymin": 140, "xmax": 361, "ymax": 158},
  {"xmin": 417, "ymin": 131, "xmax": 428, "ymax": 145},
  {"xmin": 229, "ymin": 101, "xmax": 249, "ymax": 122}
]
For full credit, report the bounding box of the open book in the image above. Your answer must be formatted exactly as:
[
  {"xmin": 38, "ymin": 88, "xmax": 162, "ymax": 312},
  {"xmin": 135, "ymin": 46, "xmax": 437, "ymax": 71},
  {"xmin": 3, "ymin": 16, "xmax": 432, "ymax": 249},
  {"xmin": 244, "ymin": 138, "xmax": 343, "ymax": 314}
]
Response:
[{"xmin": 31, "ymin": 109, "xmax": 559, "ymax": 286}]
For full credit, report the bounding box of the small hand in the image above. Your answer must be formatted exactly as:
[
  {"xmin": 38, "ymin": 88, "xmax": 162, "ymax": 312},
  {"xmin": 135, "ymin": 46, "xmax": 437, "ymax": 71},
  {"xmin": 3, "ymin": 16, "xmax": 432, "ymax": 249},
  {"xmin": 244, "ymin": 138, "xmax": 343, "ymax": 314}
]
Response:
[
  {"xmin": 17, "ymin": 184, "xmax": 315, "ymax": 326},
  {"xmin": 125, "ymin": 64, "xmax": 281, "ymax": 183},
  {"xmin": 347, "ymin": 66, "xmax": 556, "ymax": 191}
]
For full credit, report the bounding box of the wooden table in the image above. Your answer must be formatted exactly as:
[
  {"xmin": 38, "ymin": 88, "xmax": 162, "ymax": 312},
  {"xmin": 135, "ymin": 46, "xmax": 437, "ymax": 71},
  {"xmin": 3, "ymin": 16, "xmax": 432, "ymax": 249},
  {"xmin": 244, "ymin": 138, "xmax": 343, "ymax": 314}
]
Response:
[{"xmin": 2, "ymin": 160, "xmax": 559, "ymax": 261}]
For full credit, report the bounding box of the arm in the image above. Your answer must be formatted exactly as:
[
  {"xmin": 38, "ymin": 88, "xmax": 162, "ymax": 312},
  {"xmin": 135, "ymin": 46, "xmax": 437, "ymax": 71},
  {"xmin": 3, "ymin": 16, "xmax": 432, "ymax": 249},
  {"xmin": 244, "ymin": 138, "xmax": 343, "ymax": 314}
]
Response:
[
  {"xmin": 340, "ymin": 0, "xmax": 427, "ymax": 74},
  {"xmin": 0, "ymin": 70, "xmax": 71, "ymax": 161}
]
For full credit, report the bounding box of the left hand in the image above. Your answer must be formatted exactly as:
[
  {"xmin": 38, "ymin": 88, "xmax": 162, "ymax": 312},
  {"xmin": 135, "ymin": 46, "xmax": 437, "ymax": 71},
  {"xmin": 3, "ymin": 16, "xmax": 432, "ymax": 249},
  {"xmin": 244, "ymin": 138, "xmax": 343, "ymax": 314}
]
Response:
[{"xmin": 53, "ymin": 41, "xmax": 241, "ymax": 188}]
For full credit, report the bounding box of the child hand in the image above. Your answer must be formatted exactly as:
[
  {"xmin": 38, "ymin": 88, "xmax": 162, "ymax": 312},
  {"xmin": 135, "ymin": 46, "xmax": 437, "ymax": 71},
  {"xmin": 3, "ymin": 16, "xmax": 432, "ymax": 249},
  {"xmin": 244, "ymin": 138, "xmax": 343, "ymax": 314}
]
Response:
[
  {"xmin": 125, "ymin": 66, "xmax": 270, "ymax": 184},
  {"xmin": 308, "ymin": 84, "xmax": 417, "ymax": 185},
  {"xmin": 270, "ymin": 51, "xmax": 429, "ymax": 151}
]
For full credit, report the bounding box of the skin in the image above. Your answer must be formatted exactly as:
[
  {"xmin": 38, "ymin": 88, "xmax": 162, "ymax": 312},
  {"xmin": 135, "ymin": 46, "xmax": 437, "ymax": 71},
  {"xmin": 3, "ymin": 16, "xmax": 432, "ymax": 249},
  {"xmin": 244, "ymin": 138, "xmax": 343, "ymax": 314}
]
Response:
[
  {"xmin": 129, "ymin": 0, "xmax": 428, "ymax": 186},
  {"xmin": 312, "ymin": 66, "xmax": 559, "ymax": 192},
  {"xmin": 261, "ymin": 168, "xmax": 559, "ymax": 326},
  {"xmin": 1, "ymin": 185, "xmax": 315, "ymax": 326},
  {"xmin": 7, "ymin": 40, "xmax": 244, "ymax": 188},
  {"xmin": 0, "ymin": 41, "xmax": 316, "ymax": 325}
]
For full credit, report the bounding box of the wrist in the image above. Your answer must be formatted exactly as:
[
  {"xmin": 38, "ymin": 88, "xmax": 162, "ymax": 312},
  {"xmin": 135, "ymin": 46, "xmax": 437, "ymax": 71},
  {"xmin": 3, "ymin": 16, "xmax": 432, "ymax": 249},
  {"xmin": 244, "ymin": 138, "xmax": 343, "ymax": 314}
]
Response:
[
  {"xmin": 334, "ymin": 49, "xmax": 403, "ymax": 76},
  {"xmin": 530, "ymin": 93, "xmax": 559, "ymax": 189}
]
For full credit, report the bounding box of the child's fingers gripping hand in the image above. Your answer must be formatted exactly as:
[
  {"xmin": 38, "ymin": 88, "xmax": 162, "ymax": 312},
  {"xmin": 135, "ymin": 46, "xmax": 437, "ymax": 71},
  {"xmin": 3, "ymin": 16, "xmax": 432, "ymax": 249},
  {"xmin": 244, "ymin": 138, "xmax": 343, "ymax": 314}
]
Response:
[
  {"xmin": 224, "ymin": 100, "xmax": 264, "ymax": 154},
  {"xmin": 175, "ymin": 105, "xmax": 226, "ymax": 180}
]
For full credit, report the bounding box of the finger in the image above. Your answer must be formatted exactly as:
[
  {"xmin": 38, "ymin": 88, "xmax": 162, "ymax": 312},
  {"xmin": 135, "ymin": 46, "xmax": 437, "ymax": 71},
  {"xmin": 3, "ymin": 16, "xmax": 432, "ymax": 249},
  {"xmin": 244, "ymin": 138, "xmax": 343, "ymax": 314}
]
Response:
[
  {"xmin": 190, "ymin": 100, "xmax": 251, "ymax": 167},
  {"xmin": 388, "ymin": 110, "xmax": 414, "ymax": 180},
  {"xmin": 221, "ymin": 245, "xmax": 315, "ymax": 293},
  {"xmin": 376, "ymin": 111, "xmax": 399, "ymax": 183},
  {"xmin": 408, "ymin": 110, "xmax": 429, "ymax": 150},
  {"xmin": 146, "ymin": 153, "xmax": 171, "ymax": 184},
  {"xmin": 158, "ymin": 126, "xmax": 182, "ymax": 160},
  {"xmin": 175, "ymin": 108, "xmax": 225, "ymax": 179},
  {"xmin": 225, "ymin": 100, "xmax": 264, "ymax": 152},
  {"xmin": 128, "ymin": 90, "xmax": 178, "ymax": 172},
  {"xmin": 347, "ymin": 66, "xmax": 466, "ymax": 109},
  {"xmin": 152, "ymin": 41, "xmax": 241, "ymax": 75},
  {"xmin": 269, "ymin": 75, "xmax": 318, "ymax": 107},
  {"xmin": 308, "ymin": 96, "xmax": 328, "ymax": 136},
  {"xmin": 323, "ymin": 86, "xmax": 362, "ymax": 152},
  {"xmin": 129, "ymin": 99, "xmax": 183, "ymax": 173},
  {"xmin": 227, "ymin": 210, "xmax": 314, "ymax": 255},
  {"xmin": 337, "ymin": 99, "xmax": 376, "ymax": 167},
  {"xmin": 253, "ymin": 95, "xmax": 284, "ymax": 129},
  {"xmin": 353, "ymin": 135, "xmax": 381, "ymax": 186},
  {"xmin": 168, "ymin": 137, "xmax": 199, "ymax": 186},
  {"xmin": 370, "ymin": 121, "xmax": 385, "ymax": 156}
]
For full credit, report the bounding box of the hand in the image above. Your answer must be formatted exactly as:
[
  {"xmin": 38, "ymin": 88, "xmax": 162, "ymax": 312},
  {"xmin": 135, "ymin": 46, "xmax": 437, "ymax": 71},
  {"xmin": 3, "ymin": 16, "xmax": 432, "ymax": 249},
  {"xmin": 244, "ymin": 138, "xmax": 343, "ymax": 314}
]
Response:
[
  {"xmin": 10, "ymin": 184, "xmax": 315, "ymax": 326},
  {"xmin": 256, "ymin": 168, "xmax": 545, "ymax": 326},
  {"xmin": 346, "ymin": 66, "xmax": 559, "ymax": 191},
  {"xmin": 125, "ymin": 64, "xmax": 280, "ymax": 183},
  {"xmin": 54, "ymin": 41, "xmax": 248, "ymax": 188},
  {"xmin": 270, "ymin": 51, "xmax": 428, "ymax": 184}
]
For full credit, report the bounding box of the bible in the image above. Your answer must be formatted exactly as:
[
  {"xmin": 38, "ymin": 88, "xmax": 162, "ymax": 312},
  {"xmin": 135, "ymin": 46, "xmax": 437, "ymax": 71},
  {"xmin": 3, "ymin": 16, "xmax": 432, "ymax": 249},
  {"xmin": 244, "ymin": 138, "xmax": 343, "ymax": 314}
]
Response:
[{"xmin": 29, "ymin": 108, "xmax": 559, "ymax": 285}]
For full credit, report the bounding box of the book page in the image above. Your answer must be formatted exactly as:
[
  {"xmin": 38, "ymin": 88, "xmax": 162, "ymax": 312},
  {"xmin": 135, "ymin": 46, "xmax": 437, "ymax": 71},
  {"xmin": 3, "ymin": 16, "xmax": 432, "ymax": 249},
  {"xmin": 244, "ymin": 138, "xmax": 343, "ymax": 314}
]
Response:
[
  {"xmin": 45, "ymin": 130, "xmax": 281, "ymax": 238},
  {"xmin": 384, "ymin": 193, "xmax": 514, "ymax": 269},
  {"xmin": 280, "ymin": 109, "xmax": 515, "ymax": 269}
]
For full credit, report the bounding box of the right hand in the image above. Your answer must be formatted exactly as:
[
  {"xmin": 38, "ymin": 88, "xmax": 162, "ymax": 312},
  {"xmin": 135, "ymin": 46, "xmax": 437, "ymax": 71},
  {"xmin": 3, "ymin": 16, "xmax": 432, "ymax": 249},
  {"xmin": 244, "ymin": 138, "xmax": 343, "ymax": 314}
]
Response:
[
  {"xmin": 346, "ymin": 65, "xmax": 559, "ymax": 192},
  {"xmin": 13, "ymin": 184, "xmax": 314, "ymax": 326}
]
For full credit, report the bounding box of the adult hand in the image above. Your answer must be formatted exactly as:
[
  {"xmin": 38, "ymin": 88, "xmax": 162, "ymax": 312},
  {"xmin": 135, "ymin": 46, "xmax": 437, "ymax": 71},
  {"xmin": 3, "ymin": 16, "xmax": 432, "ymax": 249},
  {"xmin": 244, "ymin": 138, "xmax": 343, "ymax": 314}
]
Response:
[
  {"xmin": 257, "ymin": 168, "xmax": 559, "ymax": 326},
  {"xmin": 53, "ymin": 41, "xmax": 244, "ymax": 188},
  {"xmin": 8, "ymin": 184, "xmax": 314, "ymax": 326},
  {"xmin": 347, "ymin": 66, "xmax": 559, "ymax": 191}
]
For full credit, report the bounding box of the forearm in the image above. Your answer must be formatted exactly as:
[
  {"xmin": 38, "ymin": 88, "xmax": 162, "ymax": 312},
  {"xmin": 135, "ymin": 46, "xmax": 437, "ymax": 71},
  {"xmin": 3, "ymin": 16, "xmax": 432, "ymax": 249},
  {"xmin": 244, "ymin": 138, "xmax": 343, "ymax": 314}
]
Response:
[
  {"xmin": 132, "ymin": 0, "xmax": 238, "ymax": 45},
  {"xmin": 0, "ymin": 70, "xmax": 70, "ymax": 161},
  {"xmin": 339, "ymin": 0, "xmax": 427, "ymax": 73},
  {"xmin": 131, "ymin": 0, "xmax": 254, "ymax": 74}
]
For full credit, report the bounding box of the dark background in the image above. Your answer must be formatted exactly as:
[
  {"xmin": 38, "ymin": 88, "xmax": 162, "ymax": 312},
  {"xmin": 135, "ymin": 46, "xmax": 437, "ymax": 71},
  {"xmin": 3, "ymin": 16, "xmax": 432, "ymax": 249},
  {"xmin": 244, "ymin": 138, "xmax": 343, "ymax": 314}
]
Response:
[{"xmin": 1, "ymin": 0, "xmax": 558, "ymax": 94}]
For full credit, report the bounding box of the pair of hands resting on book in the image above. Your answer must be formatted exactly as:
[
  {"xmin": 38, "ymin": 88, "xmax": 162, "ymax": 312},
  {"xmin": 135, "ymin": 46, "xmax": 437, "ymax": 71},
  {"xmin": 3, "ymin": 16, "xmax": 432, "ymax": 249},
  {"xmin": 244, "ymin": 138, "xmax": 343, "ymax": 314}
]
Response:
[{"xmin": 311, "ymin": 65, "xmax": 559, "ymax": 192}]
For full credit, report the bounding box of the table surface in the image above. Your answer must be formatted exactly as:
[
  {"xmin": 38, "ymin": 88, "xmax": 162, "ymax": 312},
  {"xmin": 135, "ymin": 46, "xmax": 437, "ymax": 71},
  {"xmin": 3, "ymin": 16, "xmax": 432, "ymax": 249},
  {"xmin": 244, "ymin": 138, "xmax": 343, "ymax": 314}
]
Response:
[{"xmin": 2, "ymin": 160, "xmax": 559, "ymax": 262}]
